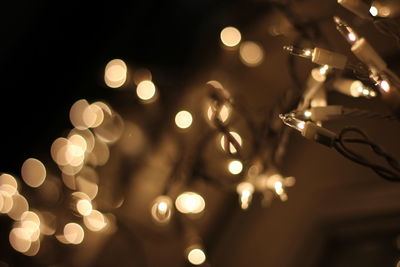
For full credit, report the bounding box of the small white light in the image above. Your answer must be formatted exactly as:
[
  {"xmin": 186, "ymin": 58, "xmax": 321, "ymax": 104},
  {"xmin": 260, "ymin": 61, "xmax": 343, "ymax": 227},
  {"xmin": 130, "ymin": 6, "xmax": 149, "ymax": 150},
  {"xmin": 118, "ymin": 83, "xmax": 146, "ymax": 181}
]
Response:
[
  {"xmin": 228, "ymin": 160, "xmax": 243, "ymax": 175},
  {"xmin": 369, "ymin": 6, "xmax": 378, "ymax": 17},
  {"xmin": 304, "ymin": 111, "xmax": 312, "ymax": 118}
]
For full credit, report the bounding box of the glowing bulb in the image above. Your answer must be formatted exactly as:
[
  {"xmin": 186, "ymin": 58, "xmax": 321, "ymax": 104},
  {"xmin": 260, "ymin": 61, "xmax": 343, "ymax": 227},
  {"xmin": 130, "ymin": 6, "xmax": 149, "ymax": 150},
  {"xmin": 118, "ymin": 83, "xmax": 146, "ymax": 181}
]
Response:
[
  {"xmin": 236, "ymin": 182, "xmax": 254, "ymax": 210},
  {"xmin": 175, "ymin": 192, "xmax": 205, "ymax": 214},
  {"xmin": 151, "ymin": 195, "xmax": 173, "ymax": 223},
  {"xmin": 283, "ymin": 45, "xmax": 313, "ymax": 59},
  {"xmin": 319, "ymin": 65, "xmax": 329, "ymax": 75},
  {"xmin": 83, "ymin": 210, "xmax": 107, "ymax": 231},
  {"xmin": 379, "ymin": 80, "xmax": 390, "ymax": 92},
  {"xmin": 220, "ymin": 132, "xmax": 242, "ymax": 154},
  {"xmin": 369, "ymin": 6, "xmax": 378, "ymax": 16},
  {"xmin": 228, "ymin": 160, "xmax": 243, "ymax": 175},
  {"xmin": 279, "ymin": 113, "xmax": 306, "ymax": 132},
  {"xmin": 175, "ymin": 110, "xmax": 193, "ymax": 129},
  {"xmin": 333, "ymin": 16, "xmax": 358, "ymax": 44},
  {"xmin": 63, "ymin": 223, "xmax": 84, "ymax": 244},
  {"xmin": 304, "ymin": 110, "xmax": 312, "ymax": 118},
  {"xmin": 76, "ymin": 199, "xmax": 92, "ymax": 216},
  {"xmin": 220, "ymin": 26, "xmax": 241, "ymax": 47},
  {"xmin": 9, "ymin": 228, "xmax": 32, "ymax": 253},
  {"xmin": 187, "ymin": 247, "xmax": 206, "ymax": 265},
  {"xmin": 136, "ymin": 80, "xmax": 157, "ymax": 101},
  {"xmin": 239, "ymin": 41, "xmax": 264, "ymax": 67},
  {"xmin": 104, "ymin": 59, "xmax": 127, "ymax": 88}
]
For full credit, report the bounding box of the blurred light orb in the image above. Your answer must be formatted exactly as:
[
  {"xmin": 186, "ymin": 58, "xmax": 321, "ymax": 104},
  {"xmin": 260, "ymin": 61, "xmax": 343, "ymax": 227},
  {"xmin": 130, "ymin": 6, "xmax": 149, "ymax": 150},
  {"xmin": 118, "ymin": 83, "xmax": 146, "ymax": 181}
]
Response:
[
  {"xmin": 187, "ymin": 247, "xmax": 206, "ymax": 265},
  {"xmin": 220, "ymin": 26, "xmax": 241, "ymax": 47},
  {"xmin": 175, "ymin": 110, "xmax": 193, "ymax": 129},
  {"xmin": 228, "ymin": 160, "xmax": 243, "ymax": 175},
  {"xmin": 175, "ymin": 192, "xmax": 205, "ymax": 214},
  {"xmin": 76, "ymin": 199, "xmax": 92, "ymax": 216},
  {"xmin": 136, "ymin": 80, "xmax": 156, "ymax": 101},
  {"xmin": 104, "ymin": 59, "xmax": 127, "ymax": 88},
  {"xmin": 83, "ymin": 104, "xmax": 104, "ymax": 128},
  {"xmin": 21, "ymin": 158, "xmax": 46, "ymax": 188},
  {"xmin": 64, "ymin": 223, "xmax": 84, "ymax": 244},
  {"xmin": 0, "ymin": 174, "xmax": 18, "ymax": 196},
  {"xmin": 9, "ymin": 228, "xmax": 31, "ymax": 253},
  {"xmin": 369, "ymin": 6, "xmax": 378, "ymax": 16},
  {"xmin": 220, "ymin": 131, "xmax": 242, "ymax": 154},
  {"xmin": 151, "ymin": 195, "xmax": 173, "ymax": 223},
  {"xmin": 239, "ymin": 41, "xmax": 264, "ymax": 67},
  {"xmin": 83, "ymin": 210, "xmax": 107, "ymax": 232}
]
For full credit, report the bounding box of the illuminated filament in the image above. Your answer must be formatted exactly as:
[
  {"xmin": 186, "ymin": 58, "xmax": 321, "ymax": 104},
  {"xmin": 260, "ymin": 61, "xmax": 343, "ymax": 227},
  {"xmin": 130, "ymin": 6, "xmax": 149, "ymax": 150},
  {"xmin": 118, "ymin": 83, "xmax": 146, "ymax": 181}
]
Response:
[
  {"xmin": 283, "ymin": 45, "xmax": 313, "ymax": 59},
  {"xmin": 333, "ymin": 16, "xmax": 358, "ymax": 44},
  {"xmin": 151, "ymin": 196, "xmax": 173, "ymax": 223},
  {"xmin": 236, "ymin": 182, "xmax": 254, "ymax": 210},
  {"xmin": 279, "ymin": 113, "xmax": 306, "ymax": 132}
]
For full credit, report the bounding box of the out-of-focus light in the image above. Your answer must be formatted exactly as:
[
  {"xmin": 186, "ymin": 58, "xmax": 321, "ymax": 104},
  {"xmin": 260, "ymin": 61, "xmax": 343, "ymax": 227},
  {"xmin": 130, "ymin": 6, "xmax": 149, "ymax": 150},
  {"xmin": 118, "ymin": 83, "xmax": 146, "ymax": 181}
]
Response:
[
  {"xmin": 239, "ymin": 41, "xmax": 264, "ymax": 67},
  {"xmin": 0, "ymin": 174, "xmax": 18, "ymax": 196},
  {"xmin": 83, "ymin": 104, "xmax": 104, "ymax": 128},
  {"xmin": 83, "ymin": 210, "xmax": 107, "ymax": 232},
  {"xmin": 21, "ymin": 211, "xmax": 41, "ymax": 240},
  {"xmin": 8, "ymin": 194, "xmax": 29, "ymax": 220},
  {"xmin": 9, "ymin": 228, "xmax": 31, "ymax": 253},
  {"xmin": 319, "ymin": 65, "xmax": 329, "ymax": 75},
  {"xmin": 311, "ymin": 68, "xmax": 327, "ymax": 82},
  {"xmin": 69, "ymin": 99, "xmax": 90, "ymax": 130},
  {"xmin": 133, "ymin": 68, "xmax": 152, "ymax": 85},
  {"xmin": 348, "ymin": 32, "xmax": 357, "ymax": 42},
  {"xmin": 64, "ymin": 223, "xmax": 84, "ymax": 244},
  {"xmin": 69, "ymin": 129, "xmax": 95, "ymax": 153},
  {"xmin": 207, "ymin": 103, "xmax": 231, "ymax": 123},
  {"xmin": 236, "ymin": 182, "xmax": 254, "ymax": 210},
  {"xmin": 51, "ymin": 137, "xmax": 70, "ymax": 166},
  {"xmin": 24, "ymin": 239, "xmax": 40, "ymax": 256},
  {"xmin": 21, "ymin": 158, "xmax": 46, "ymax": 188},
  {"xmin": 136, "ymin": 80, "xmax": 157, "ymax": 102},
  {"xmin": 220, "ymin": 132, "xmax": 242, "ymax": 154},
  {"xmin": 87, "ymin": 137, "xmax": 110, "ymax": 166},
  {"xmin": 228, "ymin": 160, "xmax": 243, "ymax": 175},
  {"xmin": 175, "ymin": 110, "xmax": 193, "ymax": 129},
  {"xmin": 0, "ymin": 192, "xmax": 14, "ymax": 214},
  {"xmin": 76, "ymin": 199, "xmax": 92, "ymax": 216},
  {"xmin": 379, "ymin": 80, "xmax": 390, "ymax": 92},
  {"xmin": 187, "ymin": 247, "xmax": 206, "ymax": 265},
  {"xmin": 151, "ymin": 195, "xmax": 173, "ymax": 223},
  {"xmin": 297, "ymin": 121, "xmax": 305, "ymax": 130},
  {"xmin": 304, "ymin": 110, "xmax": 312, "ymax": 118},
  {"xmin": 104, "ymin": 59, "xmax": 127, "ymax": 88},
  {"xmin": 175, "ymin": 192, "xmax": 205, "ymax": 214},
  {"xmin": 220, "ymin": 26, "xmax": 241, "ymax": 48},
  {"xmin": 369, "ymin": 6, "xmax": 378, "ymax": 16},
  {"xmin": 76, "ymin": 176, "xmax": 98, "ymax": 200},
  {"xmin": 93, "ymin": 111, "xmax": 124, "ymax": 144}
]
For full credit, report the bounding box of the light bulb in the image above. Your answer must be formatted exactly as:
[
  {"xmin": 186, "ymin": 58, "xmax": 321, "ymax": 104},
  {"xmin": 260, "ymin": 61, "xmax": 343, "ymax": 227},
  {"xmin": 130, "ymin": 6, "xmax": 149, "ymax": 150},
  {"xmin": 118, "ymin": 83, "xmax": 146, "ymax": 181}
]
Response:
[
  {"xmin": 369, "ymin": 6, "xmax": 378, "ymax": 16},
  {"xmin": 279, "ymin": 113, "xmax": 306, "ymax": 132},
  {"xmin": 304, "ymin": 110, "xmax": 312, "ymax": 118},
  {"xmin": 186, "ymin": 245, "xmax": 206, "ymax": 265},
  {"xmin": 379, "ymin": 79, "xmax": 390, "ymax": 93},
  {"xmin": 220, "ymin": 26, "xmax": 241, "ymax": 48},
  {"xmin": 236, "ymin": 182, "xmax": 254, "ymax": 210},
  {"xmin": 283, "ymin": 45, "xmax": 313, "ymax": 59},
  {"xmin": 220, "ymin": 131, "xmax": 242, "ymax": 154},
  {"xmin": 333, "ymin": 16, "xmax": 359, "ymax": 44},
  {"xmin": 136, "ymin": 80, "xmax": 157, "ymax": 102},
  {"xmin": 175, "ymin": 192, "xmax": 205, "ymax": 214},
  {"xmin": 175, "ymin": 110, "xmax": 193, "ymax": 129},
  {"xmin": 151, "ymin": 195, "xmax": 173, "ymax": 223}
]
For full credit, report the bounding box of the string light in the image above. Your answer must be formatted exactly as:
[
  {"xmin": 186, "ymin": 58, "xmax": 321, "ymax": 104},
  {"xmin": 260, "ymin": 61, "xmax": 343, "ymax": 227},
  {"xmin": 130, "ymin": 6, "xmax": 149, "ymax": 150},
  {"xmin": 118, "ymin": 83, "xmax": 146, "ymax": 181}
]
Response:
[
  {"xmin": 175, "ymin": 192, "xmax": 205, "ymax": 214},
  {"xmin": 63, "ymin": 223, "xmax": 84, "ymax": 244},
  {"xmin": 136, "ymin": 80, "xmax": 157, "ymax": 102},
  {"xmin": 151, "ymin": 195, "xmax": 173, "ymax": 223},
  {"xmin": 175, "ymin": 110, "xmax": 193, "ymax": 129},
  {"xmin": 236, "ymin": 182, "xmax": 254, "ymax": 210},
  {"xmin": 239, "ymin": 41, "xmax": 264, "ymax": 67},
  {"xmin": 228, "ymin": 160, "xmax": 243, "ymax": 175},
  {"xmin": 104, "ymin": 59, "xmax": 127, "ymax": 88},
  {"xmin": 186, "ymin": 245, "xmax": 206, "ymax": 265},
  {"xmin": 220, "ymin": 26, "xmax": 241, "ymax": 48},
  {"xmin": 220, "ymin": 131, "xmax": 242, "ymax": 154}
]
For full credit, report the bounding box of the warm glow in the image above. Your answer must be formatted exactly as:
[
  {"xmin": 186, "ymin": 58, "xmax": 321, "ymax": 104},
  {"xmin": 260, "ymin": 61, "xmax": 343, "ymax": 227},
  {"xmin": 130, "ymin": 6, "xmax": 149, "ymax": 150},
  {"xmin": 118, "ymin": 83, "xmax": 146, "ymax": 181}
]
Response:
[
  {"xmin": 64, "ymin": 223, "xmax": 84, "ymax": 244},
  {"xmin": 239, "ymin": 41, "xmax": 264, "ymax": 67},
  {"xmin": 51, "ymin": 137, "xmax": 70, "ymax": 166},
  {"xmin": 187, "ymin": 247, "xmax": 206, "ymax": 265},
  {"xmin": 236, "ymin": 182, "xmax": 254, "ymax": 210},
  {"xmin": 220, "ymin": 132, "xmax": 242, "ymax": 154},
  {"xmin": 8, "ymin": 194, "xmax": 29, "ymax": 220},
  {"xmin": 0, "ymin": 192, "xmax": 14, "ymax": 214},
  {"xmin": 319, "ymin": 65, "xmax": 329, "ymax": 75},
  {"xmin": 380, "ymin": 80, "xmax": 390, "ymax": 92},
  {"xmin": 69, "ymin": 99, "xmax": 90, "ymax": 130},
  {"xmin": 76, "ymin": 176, "xmax": 98, "ymax": 200},
  {"xmin": 311, "ymin": 68, "xmax": 327, "ymax": 82},
  {"xmin": 93, "ymin": 110, "xmax": 124, "ymax": 144},
  {"xmin": 207, "ymin": 103, "xmax": 231, "ymax": 123},
  {"xmin": 220, "ymin": 26, "xmax": 241, "ymax": 47},
  {"xmin": 304, "ymin": 110, "xmax": 312, "ymax": 118},
  {"xmin": 151, "ymin": 195, "xmax": 173, "ymax": 223},
  {"xmin": 24, "ymin": 239, "xmax": 40, "ymax": 256},
  {"xmin": 136, "ymin": 80, "xmax": 157, "ymax": 101},
  {"xmin": 133, "ymin": 68, "xmax": 152, "ymax": 85},
  {"xmin": 21, "ymin": 158, "xmax": 46, "ymax": 188},
  {"xmin": 175, "ymin": 110, "xmax": 193, "ymax": 129},
  {"xmin": 0, "ymin": 173, "xmax": 18, "ymax": 196},
  {"xmin": 104, "ymin": 59, "xmax": 127, "ymax": 88},
  {"xmin": 83, "ymin": 210, "xmax": 107, "ymax": 231},
  {"xmin": 369, "ymin": 6, "xmax": 378, "ymax": 16},
  {"xmin": 297, "ymin": 121, "xmax": 305, "ymax": 130},
  {"xmin": 9, "ymin": 228, "xmax": 31, "ymax": 253},
  {"xmin": 83, "ymin": 103, "xmax": 104, "ymax": 128},
  {"xmin": 76, "ymin": 199, "xmax": 93, "ymax": 216},
  {"xmin": 228, "ymin": 160, "xmax": 243, "ymax": 175},
  {"xmin": 348, "ymin": 32, "xmax": 357, "ymax": 42},
  {"xmin": 175, "ymin": 192, "xmax": 205, "ymax": 214}
]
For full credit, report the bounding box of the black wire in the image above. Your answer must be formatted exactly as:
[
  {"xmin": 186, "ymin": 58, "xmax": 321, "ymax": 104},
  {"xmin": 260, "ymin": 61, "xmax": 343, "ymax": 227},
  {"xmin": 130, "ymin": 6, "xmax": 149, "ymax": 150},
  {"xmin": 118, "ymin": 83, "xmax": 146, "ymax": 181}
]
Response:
[{"xmin": 333, "ymin": 127, "xmax": 400, "ymax": 181}]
